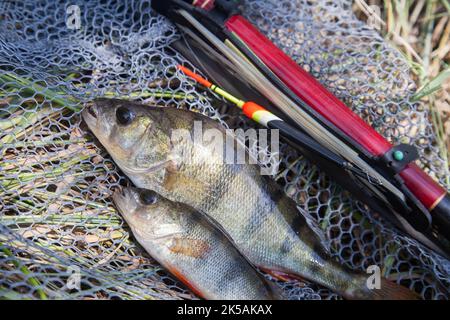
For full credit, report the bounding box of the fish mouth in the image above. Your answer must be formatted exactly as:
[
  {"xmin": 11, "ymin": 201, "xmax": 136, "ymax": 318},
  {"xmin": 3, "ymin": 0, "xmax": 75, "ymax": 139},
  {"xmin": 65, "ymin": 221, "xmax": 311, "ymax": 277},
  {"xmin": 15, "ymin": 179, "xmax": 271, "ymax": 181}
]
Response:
[
  {"xmin": 82, "ymin": 102, "xmax": 99, "ymax": 130},
  {"xmin": 116, "ymin": 158, "xmax": 172, "ymax": 176},
  {"xmin": 112, "ymin": 187, "xmax": 134, "ymax": 225}
]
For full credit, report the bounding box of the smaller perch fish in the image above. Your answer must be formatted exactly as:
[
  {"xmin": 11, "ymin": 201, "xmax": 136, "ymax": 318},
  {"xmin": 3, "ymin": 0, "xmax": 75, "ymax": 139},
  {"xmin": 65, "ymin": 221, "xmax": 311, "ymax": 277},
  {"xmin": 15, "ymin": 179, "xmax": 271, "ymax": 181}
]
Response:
[{"xmin": 113, "ymin": 187, "xmax": 281, "ymax": 300}]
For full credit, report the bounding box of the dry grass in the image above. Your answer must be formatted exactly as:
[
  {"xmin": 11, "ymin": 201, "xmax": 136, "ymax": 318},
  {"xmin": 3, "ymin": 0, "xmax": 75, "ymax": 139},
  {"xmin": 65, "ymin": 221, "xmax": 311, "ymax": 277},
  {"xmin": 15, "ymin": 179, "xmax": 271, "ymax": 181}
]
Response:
[{"xmin": 354, "ymin": 0, "xmax": 450, "ymax": 165}]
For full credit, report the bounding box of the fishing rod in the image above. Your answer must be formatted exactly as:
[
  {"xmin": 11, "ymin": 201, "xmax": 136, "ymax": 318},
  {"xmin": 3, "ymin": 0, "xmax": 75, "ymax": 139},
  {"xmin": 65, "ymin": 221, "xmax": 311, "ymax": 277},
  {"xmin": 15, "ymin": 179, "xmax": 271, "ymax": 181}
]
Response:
[
  {"xmin": 172, "ymin": 37, "xmax": 430, "ymax": 253},
  {"xmin": 153, "ymin": 0, "xmax": 450, "ymax": 255}
]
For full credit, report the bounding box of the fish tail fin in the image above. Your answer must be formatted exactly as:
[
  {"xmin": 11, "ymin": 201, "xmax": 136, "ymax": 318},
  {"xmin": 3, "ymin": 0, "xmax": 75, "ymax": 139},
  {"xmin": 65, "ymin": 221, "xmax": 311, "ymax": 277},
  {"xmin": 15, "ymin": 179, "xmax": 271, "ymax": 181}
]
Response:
[
  {"xmin": 345, "ymin": 278, "xmax": 420, "ymax": 300},
  {"xmin": 372, "ymin": 279, "xmax": 420, "ymax": 300}
]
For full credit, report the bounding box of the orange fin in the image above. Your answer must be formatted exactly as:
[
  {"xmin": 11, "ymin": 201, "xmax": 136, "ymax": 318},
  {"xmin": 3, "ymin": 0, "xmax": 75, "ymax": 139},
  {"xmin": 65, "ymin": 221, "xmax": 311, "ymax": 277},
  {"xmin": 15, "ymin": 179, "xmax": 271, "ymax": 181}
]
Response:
[
  {"xmin": 259, "ymin": 267, "xmax": 302, "ymax": 282},
  {"xmin": 169, "ymin": 238, "xmax": 210, "ymax": 258},
  {"xmin": 165, "ymin": 264, "xmax": 205, "ymax": 299}
]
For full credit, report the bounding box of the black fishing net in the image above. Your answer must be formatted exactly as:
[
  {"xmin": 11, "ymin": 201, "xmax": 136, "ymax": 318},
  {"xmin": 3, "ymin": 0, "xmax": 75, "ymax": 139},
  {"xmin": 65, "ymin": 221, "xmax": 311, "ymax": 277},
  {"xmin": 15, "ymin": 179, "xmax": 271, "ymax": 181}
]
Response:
[{"xmin": 0, "ymin": 0, "xmax": 449, "ymax": 300}]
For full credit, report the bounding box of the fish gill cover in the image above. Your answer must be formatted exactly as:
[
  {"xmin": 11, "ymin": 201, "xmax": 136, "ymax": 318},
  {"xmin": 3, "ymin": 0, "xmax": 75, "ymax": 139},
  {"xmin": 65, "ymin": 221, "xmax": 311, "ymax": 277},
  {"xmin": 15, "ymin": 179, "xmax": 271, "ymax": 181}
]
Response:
[{"xmin": 0, "ymin": 0, "xmax": 449, "ymax": 299}]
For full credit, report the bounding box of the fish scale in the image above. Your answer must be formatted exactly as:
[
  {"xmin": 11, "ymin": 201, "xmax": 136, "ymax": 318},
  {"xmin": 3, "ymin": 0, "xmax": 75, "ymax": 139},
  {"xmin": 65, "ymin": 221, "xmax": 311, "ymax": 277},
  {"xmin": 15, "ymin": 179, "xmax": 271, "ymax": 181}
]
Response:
[{"xmin": 83, "ymin": 98, "xmax": 419, "ymax": 300}]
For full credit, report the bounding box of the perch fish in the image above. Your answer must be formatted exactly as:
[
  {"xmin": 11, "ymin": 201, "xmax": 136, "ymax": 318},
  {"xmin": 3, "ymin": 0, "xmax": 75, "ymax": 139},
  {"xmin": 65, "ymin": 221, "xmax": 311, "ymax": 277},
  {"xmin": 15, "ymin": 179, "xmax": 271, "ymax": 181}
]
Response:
[
  {"xmin": 113, "ymin": 187, "xmax": 280, "ymax": 300},
  {"xmin": 84, "ymin": 98, "xmax": 417, "ymax": 300}
]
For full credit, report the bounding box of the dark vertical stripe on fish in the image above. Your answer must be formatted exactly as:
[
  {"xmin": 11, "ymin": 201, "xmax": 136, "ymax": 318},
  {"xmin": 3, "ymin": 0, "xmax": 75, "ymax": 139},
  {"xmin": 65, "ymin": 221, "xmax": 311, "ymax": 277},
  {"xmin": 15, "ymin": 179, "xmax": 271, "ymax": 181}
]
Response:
[{"xmin": 198, "ymin": 163, "xmax": 244, "ymax": 214}]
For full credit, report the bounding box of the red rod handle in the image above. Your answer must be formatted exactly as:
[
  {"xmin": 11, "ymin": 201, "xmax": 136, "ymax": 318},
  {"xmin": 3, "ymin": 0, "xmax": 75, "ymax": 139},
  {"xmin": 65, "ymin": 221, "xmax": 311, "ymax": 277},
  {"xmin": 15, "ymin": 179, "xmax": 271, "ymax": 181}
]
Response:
[{"xmin": 225, "ymin": 15, "xmax": 447, "ymax": 212}]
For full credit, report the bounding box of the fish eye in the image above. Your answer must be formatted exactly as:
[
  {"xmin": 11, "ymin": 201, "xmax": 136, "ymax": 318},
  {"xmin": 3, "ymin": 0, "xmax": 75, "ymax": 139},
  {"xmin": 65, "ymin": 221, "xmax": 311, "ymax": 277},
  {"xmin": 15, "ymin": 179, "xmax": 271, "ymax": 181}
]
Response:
[
  {"xmin": 139, "ymin": 190, "xmax": 158, "ymax": 205},
  {"xmin": 116, "ymin": 106, "xmax": 135, "ymax": 125}
]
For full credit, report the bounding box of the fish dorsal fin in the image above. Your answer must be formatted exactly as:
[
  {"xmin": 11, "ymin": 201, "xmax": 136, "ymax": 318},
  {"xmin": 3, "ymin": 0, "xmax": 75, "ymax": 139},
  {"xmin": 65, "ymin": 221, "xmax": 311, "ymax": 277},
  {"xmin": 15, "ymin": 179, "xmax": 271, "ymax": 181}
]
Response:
[{"xmin": 189, "ymin": 206, "xmax": 242, "ymax": 253}]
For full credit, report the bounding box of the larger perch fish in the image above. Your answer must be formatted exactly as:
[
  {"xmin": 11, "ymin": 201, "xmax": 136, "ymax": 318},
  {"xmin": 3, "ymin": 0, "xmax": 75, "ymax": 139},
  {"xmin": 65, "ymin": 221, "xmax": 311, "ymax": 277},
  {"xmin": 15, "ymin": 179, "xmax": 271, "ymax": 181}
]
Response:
[{"xmin": 83, "ymin": 98, "xmax": 417, "ymax": 300}]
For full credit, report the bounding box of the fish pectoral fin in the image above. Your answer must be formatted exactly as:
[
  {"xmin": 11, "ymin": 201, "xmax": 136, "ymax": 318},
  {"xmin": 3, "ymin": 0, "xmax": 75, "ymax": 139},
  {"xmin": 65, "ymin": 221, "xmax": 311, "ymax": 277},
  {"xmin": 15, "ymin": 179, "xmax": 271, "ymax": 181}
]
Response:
[
  {"xmin": 168, "ymin": 237, "xmax": 210, "ymax": 258},
  {"xmin": 161, "ymin": 159, "xmax": 211, "ymax": 194},
  {"xmin": 162, "ymin": 160, "xmax": 179, "ymax": 191}
]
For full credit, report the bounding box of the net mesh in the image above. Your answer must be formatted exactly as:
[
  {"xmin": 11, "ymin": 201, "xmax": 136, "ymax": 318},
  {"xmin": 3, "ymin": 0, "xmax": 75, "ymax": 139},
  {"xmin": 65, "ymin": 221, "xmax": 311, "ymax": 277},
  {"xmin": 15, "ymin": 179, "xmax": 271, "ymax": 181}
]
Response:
[{"xmin": 0, "ymin": 0, "xmax": 449, "ymax": 300}]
